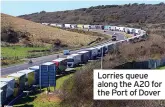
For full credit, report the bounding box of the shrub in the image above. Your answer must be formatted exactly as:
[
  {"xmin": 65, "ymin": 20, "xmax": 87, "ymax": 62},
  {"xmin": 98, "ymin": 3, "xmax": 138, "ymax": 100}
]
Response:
[{"xmin": 54, "ymin": 39, "xmax": 62, "ymax": 46}]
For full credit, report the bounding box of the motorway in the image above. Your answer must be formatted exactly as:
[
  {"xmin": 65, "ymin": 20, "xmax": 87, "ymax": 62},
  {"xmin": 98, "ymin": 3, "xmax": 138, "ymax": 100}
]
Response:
[
  {"xmin": 1, "ymin": 30, "xmax": 126, "ymax": 76},
  {"xmin": 89, "ymin": 29, "xmax": 126, "ymax": 40}
]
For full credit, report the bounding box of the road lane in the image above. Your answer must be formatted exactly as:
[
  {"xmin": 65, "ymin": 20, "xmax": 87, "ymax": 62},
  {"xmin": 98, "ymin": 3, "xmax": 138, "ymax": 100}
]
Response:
[{"xmin": 89, "ymin": 29, "xmax": 126, "ymax": 40}]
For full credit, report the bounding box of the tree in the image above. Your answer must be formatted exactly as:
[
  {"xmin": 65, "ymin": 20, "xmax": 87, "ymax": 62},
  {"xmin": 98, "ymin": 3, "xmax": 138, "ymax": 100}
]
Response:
[
  {"xmin": 158, "ymin": 2, "xmax": 165, "ymax": 5},
  {"xmin": 40, "ymin": 11, "xmax": 46, "ymax": 14},
  {"xmin": 132, "ymin": 3, "xmax": 139, "ymax": 6}
]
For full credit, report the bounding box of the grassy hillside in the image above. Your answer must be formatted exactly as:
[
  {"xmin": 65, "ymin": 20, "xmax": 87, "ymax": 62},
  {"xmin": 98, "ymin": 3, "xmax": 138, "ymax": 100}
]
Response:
[
  {"xmin": 19, "ymin": 3, "xmax": 165, "ymax": 24},
  {"xmin": 1, "ymin": 13, "xmax": 102, "ymax": 48}
]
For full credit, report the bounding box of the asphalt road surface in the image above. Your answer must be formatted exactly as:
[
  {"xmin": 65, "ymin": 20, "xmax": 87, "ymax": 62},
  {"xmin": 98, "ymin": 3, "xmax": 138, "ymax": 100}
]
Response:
[
  {"xmin": 89, "ymin": 29, "xmax": 126, "ymax": 40},
  {"xmin": 1, "ymin": 30, "xmax": 126, "ymax": 76}
]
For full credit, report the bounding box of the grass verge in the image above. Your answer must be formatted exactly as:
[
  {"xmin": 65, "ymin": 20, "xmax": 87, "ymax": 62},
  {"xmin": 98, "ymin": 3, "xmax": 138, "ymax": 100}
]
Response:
[
  {"xmin": 1, "ymin": 46, "xmax": 50, "ymax": 58},
  {"xmin": 157, "ymin": 66, "xmax": 165, "ymax": 69},
  {"xmin": 2, "ymin": 59, "xmax": 25, "ymax": 68},
  {"xmin": 13, "ymin": 74, "xmax": 73, "ymax": 107}
]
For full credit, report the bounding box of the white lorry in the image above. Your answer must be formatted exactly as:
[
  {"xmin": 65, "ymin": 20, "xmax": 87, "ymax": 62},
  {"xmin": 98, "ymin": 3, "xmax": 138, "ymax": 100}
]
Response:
[
  {"xmin": 110, "ymin": 26, "xmax": 117, "ymax": 31},
  {"xmin": 67, "ymin": 54, "xmax": 81, "ymax": 68},
  {"xmin": 85, "ymin": 47, "xmax": 98, "ymax": 60},
  {"xmin": 84, "ymin": 25, "xmax": 91, "ymax": 29},
  {"xmin": 64, "ymin": 24, "xmax": 71, "ymax": 28},
  {"xmin": 50, "ymin": 23, "xmax": 57, "ymax": 27},
  {"xmin": 118, "ymin": 27, "xmax": 125, "ymax": 32},
  {"xmin": 134, "ymin": 29, "xmax": 141, "ymax": 35},
  {"xmin": 71, "ymin": 24, "xmax": 77, "ymax": 29}
]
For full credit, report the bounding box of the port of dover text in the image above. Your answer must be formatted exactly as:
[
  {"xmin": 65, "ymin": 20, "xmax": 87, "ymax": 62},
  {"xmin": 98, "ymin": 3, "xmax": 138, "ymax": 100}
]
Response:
[{"xmin": 93, "ymin": 70, "xmax": 165, "ymax": 100}]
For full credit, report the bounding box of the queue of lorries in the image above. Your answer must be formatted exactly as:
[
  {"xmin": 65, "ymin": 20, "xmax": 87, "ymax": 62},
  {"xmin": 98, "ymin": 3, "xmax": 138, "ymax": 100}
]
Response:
[
  {"xmin": 0, "ymin": 24, "xmax": 147, "ymax": 106},
  {"xmin": 42, "ymin": 23, "xmax": 146, "ymax": 36}
]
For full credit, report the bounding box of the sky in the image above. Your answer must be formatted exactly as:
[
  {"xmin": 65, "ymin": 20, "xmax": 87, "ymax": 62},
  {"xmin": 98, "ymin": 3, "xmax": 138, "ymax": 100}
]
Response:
[{"xmin": 1, "ymin": 0, "xmax": 164, "ymax": 16}]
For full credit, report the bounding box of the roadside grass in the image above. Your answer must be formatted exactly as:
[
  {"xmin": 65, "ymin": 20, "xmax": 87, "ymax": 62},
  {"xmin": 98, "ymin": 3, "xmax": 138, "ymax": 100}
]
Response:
[
  {"xmin": 43, "ymin": 74, "xmax": 74, "ymax": 91},
  {"xmin": 1, "ymin": 46, "xmax": 50, "ymax": 58},
  {"xmin": 157, "ymin": 66, "xmax": 165, "ymax": 69},
  {"xmin": 2, "ymin": 59, "xmax": 25, "ymax": 68},
  {"xmin": 13, "ymin": 74, "xmax": 74, "ymax": 107},
  {"xmin": 1, "ymin": 45, "xmax": 51, "ymax": 67},
  {"xmin": 13, "ymin": 91, "xmax": 61, "ymax": 107},
  {"xmin": 122, "ymin": 32, "xmax": 133, "ymax": 38}
]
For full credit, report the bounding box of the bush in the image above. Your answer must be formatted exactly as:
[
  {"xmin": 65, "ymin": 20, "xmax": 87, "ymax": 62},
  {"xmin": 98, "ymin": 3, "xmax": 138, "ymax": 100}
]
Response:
[{"xmin": 54, "ymin": 39, "xmax": 62, "ymax": 46}]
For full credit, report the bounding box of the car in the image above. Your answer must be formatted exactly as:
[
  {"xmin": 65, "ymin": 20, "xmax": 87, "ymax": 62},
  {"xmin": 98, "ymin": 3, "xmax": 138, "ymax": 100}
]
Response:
[{"xmin": 63, "ymin": 50, "xmax": 70, "ymax": 55}]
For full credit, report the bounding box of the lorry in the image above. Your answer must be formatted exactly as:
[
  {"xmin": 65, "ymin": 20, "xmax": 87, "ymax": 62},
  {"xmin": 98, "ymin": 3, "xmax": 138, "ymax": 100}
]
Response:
[
  {"xmin": 28, "ymin": 66, "xmax": 40, "ymax": 84},
  {"xmin": 128, "ymin": 28, "xmax": 135, "ymax": 34},
  {"xmin": 0, "ymin": 78, "xmax": 15, "ymax": 98},
  {"xmin": 96, "ymin": 46, "xmax": 104, "ymax": 57},
  {"xmin": 52, "ymin": 58, "xmax": 67, "ymax": 74},
  {"xmin": 71, "ymin": 24, "xmax": 77, "ymax": 29},
  {"xmin": 85, "ymin": 47, "xmax": 98, "ymax": 60},
  {"xmin": 124, "ymin": 27, "xmax": 130, "ymax": 34},
  {"xmin": 112, "ymin": 35, "xmax": 117, "ymax": 41},
  {"xmin": 50, "ymin": 23, "xmax": 57, "ymax": 27},
  {"xmin": 134, "ymin": 29, "xmax": 141, "ymax": 35},
  {"xmin": 118, "ymin": 27, "xmax": 125, "ymax": 32},
  {"xmin": 78, "ymin": 51, "xmax": 90, "ymax": 64},
  {"xmin": 102, "ymin": 45, "xmax": 108, "ymax": 54},
  {"xmin": 64, "ymin": 24, "xmax": 71, "ymax": 28},
  {"xmin": 106, "ymin": 43, "xmax": 115, "ymax": 53},
  {"xmin": 67, "ymin": 54, "xmax": 81, "ymax": 68},
  {"xmin": 8, "ymin": 73, "xmax": 26, "ymax": 96},
  {"xmin": 110, "ymin": 26, "xmax": 117, "ymax": 31},
  {"xmin": 83, "ymin": 25, "xmax": 91, "ymax": 29},
  {"xmin": 17, "ymin": 69, "xmax": 35, "ymax": 88}
]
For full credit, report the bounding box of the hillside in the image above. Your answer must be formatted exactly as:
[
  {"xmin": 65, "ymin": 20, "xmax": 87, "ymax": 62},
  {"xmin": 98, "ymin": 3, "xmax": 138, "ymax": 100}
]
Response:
[
  {"xmin": 1, "ymin": 13, "xmax": 101, "ymax": 48},
  {"xmin": 19, "ymin": 3, "xmax": 165, "ymax": 24}
]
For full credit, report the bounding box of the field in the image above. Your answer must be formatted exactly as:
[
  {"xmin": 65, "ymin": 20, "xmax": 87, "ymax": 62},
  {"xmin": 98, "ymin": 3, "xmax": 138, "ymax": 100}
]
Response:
[
  {"xmin": 1, "ymin": 13, "xmax": 104, "ymax": 48},
  {"xmin": 13, "ymin": 74, "xmax": 73, "ymax": 107},
  {"xmin": 1, "ymin": 45, "xmax": 52, "ymax": 66},
  {"xmin": 1, "ymin": 46, "xmax": 50, "ymax": 58}
]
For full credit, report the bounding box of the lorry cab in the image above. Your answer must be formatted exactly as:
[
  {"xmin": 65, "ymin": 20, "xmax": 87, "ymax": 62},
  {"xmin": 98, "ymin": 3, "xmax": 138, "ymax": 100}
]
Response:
[
  {"xmin": 67, "ymin": 54, "xmax": 81, "ymax": 68},
  {"xmin": 112, "ymin": 35, "xmax": 117, "ymax": 41},
  {"xmin": 67, "ymin": 56, "xmax": 74, "ymax": 68}
]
